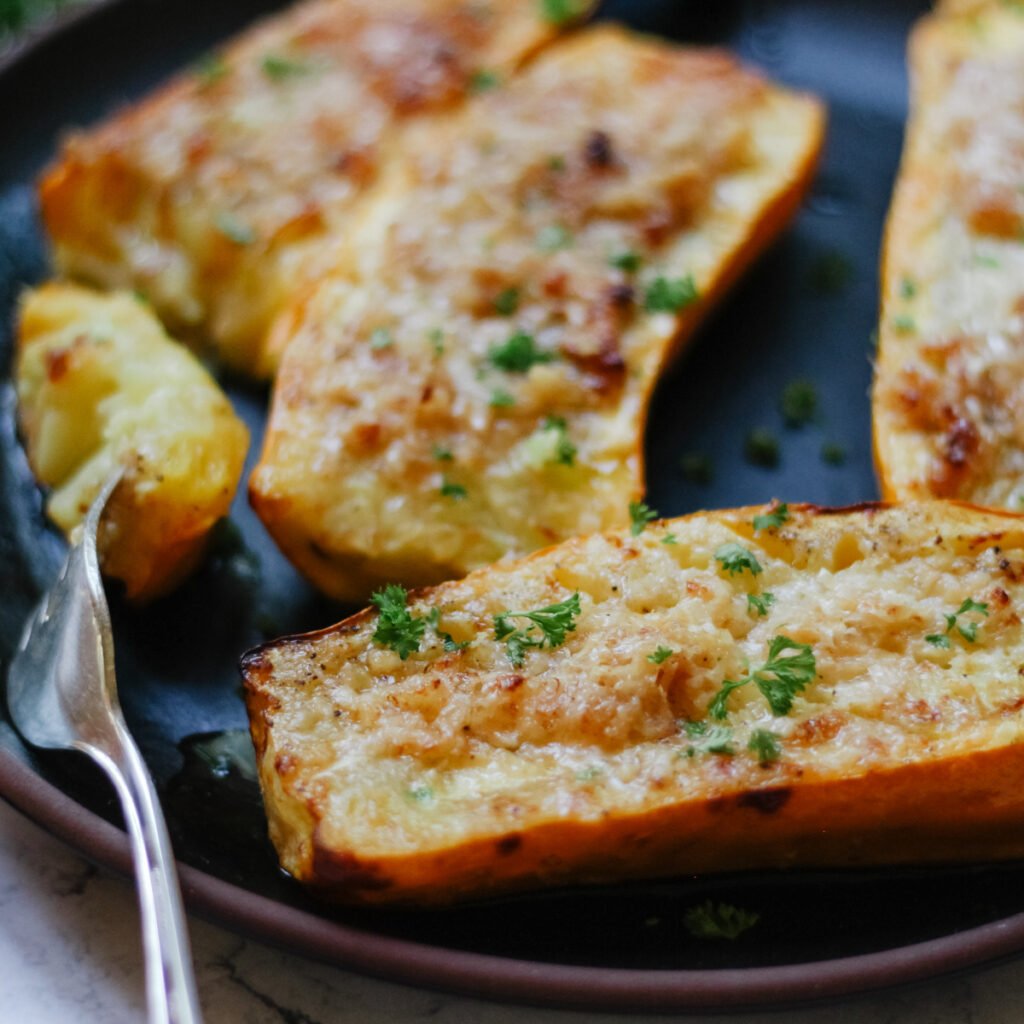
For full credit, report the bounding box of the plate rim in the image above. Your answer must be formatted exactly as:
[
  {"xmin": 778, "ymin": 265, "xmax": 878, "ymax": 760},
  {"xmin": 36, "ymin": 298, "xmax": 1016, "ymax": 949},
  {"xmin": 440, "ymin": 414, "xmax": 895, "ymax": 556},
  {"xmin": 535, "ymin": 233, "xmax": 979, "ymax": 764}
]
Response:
[{"xmin": 4, "ymin": 0, "xmax": 1024, "ymax": 1012}]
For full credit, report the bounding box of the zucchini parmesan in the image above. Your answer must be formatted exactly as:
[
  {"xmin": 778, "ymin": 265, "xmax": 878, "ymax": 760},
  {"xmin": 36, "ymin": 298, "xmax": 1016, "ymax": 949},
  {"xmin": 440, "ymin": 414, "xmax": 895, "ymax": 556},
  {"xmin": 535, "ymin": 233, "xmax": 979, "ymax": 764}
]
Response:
[
  {"xmin": 251, "ymin": 26, "xmax": 825, "ymax": 601},
  {"xmin": 873, "ymin": 3, "xmax": 1024, "ymax": 508},
  {"xmin": 16, "ymin": 283, "xmax": 249, "ymax": 601},
  {"xmin": 39, "ymin": 0, "xmax": 589, "ymax": 376},
  {"xmin": 244, "ymin": 501, "xmax": 1024, "ymax": 905}
]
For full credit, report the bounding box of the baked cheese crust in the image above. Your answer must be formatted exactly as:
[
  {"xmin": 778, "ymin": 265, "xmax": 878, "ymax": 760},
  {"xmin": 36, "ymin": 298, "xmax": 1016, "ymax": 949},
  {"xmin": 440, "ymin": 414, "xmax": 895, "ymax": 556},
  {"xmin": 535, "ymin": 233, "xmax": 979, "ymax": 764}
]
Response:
[
  {"xmin": 874, "ymin": 5, "xmax": 1024, "ymax": 507},
  {"xmin": 251, "ymin": 26, "xmax": 825, "ymax": 601},
  {"xmin": 244, "ymin": 501, "xmax": 1024, "ymax": 904},
  {"xmin": 16, "ymin": 283, "xmax": 249, "ymax": 601},
  {"xmin": 39, "ymin": 0, "xmax": 587, "ymax": 376}
]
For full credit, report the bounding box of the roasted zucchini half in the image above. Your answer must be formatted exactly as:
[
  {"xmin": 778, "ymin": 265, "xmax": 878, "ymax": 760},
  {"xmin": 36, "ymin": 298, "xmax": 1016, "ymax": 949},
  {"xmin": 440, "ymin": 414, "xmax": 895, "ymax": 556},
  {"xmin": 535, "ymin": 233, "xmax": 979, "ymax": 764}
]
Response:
[
  {"xmin": 243, "ymin": 500, "xmax": 1024, "ymax": 905},
  {"xmin": 16, "ymin": 283, "xmax": 249, "ymax": 602},
  {"xmin": 38, "ymin": 0, "xmax": 592, "ymax": 377},
  {"xmin": 251, "ymin": 25, "xmax": 826, "ymax": 601},
  {"xmin": 873, "ymin": 3, "xmax": 1024, "ymax": 507}
]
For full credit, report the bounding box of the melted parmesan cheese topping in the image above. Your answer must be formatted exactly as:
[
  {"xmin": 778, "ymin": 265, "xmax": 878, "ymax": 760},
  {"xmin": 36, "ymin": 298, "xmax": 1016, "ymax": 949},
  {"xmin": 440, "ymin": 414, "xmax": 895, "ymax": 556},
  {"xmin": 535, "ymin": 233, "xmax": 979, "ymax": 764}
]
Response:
[
  {"xmin": 249, "ymin": 503, "xmax": 1024, "ymax": 856},
  {"xmin": 40, "ymin": 0, "xmax": 572, "ymax": 374},
  {"xmin": 875, "ymin": 7, "xmax": 1024, "ymax": 507},
  {"xmin": 253, "ymin": 26, "xmax": 824, "ymax": 599}
]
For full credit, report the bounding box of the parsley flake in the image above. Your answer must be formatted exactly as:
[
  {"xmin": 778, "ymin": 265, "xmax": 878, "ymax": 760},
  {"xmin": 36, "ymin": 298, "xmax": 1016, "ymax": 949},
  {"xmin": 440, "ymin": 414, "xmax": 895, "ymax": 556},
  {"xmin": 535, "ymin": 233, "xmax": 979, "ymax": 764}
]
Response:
[
  {"xmin": 900, "ymin": 276, "xmax": 918, "ymax": 299},
  {"xmin": 710, "ymin": 635, "xmax": 816, "ymax": 720},
  {"xmin": 745, "ymin": 428, "xmax": 780, "ymax": 468},
  {"xmin": 747, "ymin": 592, "xmax": 775, "ymax": 618},
  {"xmin": 931, "ymin": 597, "xmax": 989, "ymax": 645},
  {"xmin": 538, "ymin": 0, "xmax": 590, "ymax": 26},
  {"xmin": 214, "ymin": 212, "xmax": 256, "ymax": 246},
  {"xmin": 426, "ymin": 607, "xmax": 470, "ymax": 653},
  {"xmin": 609, "ymin": 249, "xmax": 642, "ymax": 273},
  {"xmin": 432, "ymin": 444, "xmax": 454, "ymax": 462},
  {"xmin": 428, "ymin": 328, "xmax": 445, "ymax": 355},
  {"xmin": 714, "ymin": 543, "xmax": 763, "ymax": 577},
  {"xmin": 684, "ymin": 901, "xmax": 760, "ymax": 940},
  {"xmin": 494, "ymin": 286, "xmax": 520, "ymax": 316},
  {"xmin": 489, "ymin": 388, "xmax": 516, "ymax": 408},
  {"xmin": 752, "ymin": 503, "xmax": 789, "ymax": 532},
  {"xmin": 536, "ymin": 223, "xmax": 573, "ymax": 251},
  {"xmin": 261, "ymin": 53, "xmax": 310, "ymax": 80},
  {"xmin": 469, "ymin": 68, "xmax": 501, "ymax": 93},
  {"xmin": 629, "ymin": 501, "xmax": 658, "ymax": 536},
  {"xmin": 494, "ymin": 592, "xmax": 582, "ymax": 667},
  {"xmin": 440, "ymin": 479, "xmax": 467, "ymax": 500},
  {"xmin": 781, "ymin": 379, "xmax": 818, "ymax": 427},
  {"xmin": 661, "ymin": 533, "xmax": 678, "ymax": 546},
  {"xmin": 194, "ymin": 53, "xmax": 229, "ymax": 87},
  {"xmin": 488, "ymin": 331, "xmax": 554, "ymax": 372},
  {"xmin": 892, "ymin": 314, "xmax": 916, "ymax": 334},
  {"xmin": 644, "ymin": 274, "xmax": 698, "ymax": 313},
  {"xmin": 369, "ymin": 327, "xmax": 393, "ymax": 350},
  {"xmin": 370, "ymin": 585, "xmax": 427, "ymax": 660},
  {"xmin": 748, "ymin": 729, "xmax": 782, "ymax": 764},
  {"xmin": 648, "ymin": 645, "xmax": 674, "ymax": 665}
]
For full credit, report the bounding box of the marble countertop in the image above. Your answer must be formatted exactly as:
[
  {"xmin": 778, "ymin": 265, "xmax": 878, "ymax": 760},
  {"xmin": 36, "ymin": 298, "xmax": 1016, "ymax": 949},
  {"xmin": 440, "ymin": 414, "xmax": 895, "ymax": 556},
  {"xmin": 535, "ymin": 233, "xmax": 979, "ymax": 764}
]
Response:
[{"xmin": 3, "ymin": 800, "xmax": 1024, "ymax": 1023}]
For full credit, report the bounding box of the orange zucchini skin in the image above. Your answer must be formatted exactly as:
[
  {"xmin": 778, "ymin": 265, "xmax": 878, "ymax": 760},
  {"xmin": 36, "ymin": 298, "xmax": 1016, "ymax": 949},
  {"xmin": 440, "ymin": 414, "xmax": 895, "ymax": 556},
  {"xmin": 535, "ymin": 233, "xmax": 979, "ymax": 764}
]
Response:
[{"xmin": 244, "ymin": 501, "xmax": 1024, "ymax": 905}]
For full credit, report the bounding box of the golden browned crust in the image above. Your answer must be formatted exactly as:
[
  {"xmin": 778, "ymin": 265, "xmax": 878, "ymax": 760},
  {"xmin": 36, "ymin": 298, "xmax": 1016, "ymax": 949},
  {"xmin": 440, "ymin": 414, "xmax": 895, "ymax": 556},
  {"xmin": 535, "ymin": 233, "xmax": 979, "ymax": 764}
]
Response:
[
  {"xmin": 873, "ymin": 4, "xmax": 1024, "ymax": 508},
  {"xmin": 39, "ymin": 0, "xmax": 591, "ymax": 376},
  {"xmin": 250, "ymin": 26, "xmax": 826, "ymax": 601},
  {"xmin": 243, "ymin": 500, "xmax": 1024, "ymax": 904}
]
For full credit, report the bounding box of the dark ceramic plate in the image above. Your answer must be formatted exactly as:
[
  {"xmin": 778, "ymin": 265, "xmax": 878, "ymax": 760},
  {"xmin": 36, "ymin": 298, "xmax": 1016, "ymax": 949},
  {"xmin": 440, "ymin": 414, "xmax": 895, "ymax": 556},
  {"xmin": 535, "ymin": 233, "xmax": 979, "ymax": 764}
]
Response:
[{"xmin": 6, "ymin": 0, "xmax": 1024, "ymax": 1013}]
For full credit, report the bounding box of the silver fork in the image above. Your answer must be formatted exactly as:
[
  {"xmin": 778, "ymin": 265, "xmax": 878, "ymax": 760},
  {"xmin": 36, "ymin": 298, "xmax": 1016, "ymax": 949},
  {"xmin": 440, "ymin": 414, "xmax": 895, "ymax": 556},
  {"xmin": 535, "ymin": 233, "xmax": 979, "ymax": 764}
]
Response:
[{"xmin": 6, "ymin": 472, "xmax": 203, "ymax": 1024}]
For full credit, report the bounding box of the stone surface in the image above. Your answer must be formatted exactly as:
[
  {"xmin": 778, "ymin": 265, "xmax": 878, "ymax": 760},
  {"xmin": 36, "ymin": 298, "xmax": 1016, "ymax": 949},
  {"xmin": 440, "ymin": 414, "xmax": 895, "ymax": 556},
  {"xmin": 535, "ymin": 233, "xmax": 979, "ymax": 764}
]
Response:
[{"xmin": 2, "ymin": 797, "xmax": 1024, "ymax": 1023}]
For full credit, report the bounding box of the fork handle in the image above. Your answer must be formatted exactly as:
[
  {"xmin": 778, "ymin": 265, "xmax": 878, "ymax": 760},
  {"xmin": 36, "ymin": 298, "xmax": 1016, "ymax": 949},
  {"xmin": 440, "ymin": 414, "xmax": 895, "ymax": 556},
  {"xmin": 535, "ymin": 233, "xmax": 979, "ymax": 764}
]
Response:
[{"xmin": 95, "ymin": 725, "xmax": 204, "ymax": 1024}]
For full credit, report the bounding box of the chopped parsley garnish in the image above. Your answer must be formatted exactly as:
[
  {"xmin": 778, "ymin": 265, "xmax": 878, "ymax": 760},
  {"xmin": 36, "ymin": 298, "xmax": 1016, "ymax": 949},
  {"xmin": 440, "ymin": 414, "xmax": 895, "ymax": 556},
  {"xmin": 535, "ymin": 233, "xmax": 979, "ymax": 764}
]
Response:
[
  {"xmin": 892, "ymin": 314, "xmax": 916, "ymax": 334},
  {"xmin": 900, "ymin": 276, "xmax": 918, "ymax": 299},
  {"xmin": 745, "ymin": 428, "xmax": 780, "ymax": 468},
  {"xmin": 748, "ymin": 729, "xmax": 782, "ymax": 764},
  {"xmin": 548, "ymin": 155, "xmax": 567, "ymax": 172},
  {"xmin": 710, "ymin": 635, "xmax": 817, "ymax": 720},
  {"xmin": 489, "ymin": 388, "xmax": 516, "ymax": 408},
  {"xmin": 781, "ymin": 379, "xmax": 818, "ymax": 427},
  {"xmin": 194, "ymin": 53, "xmax": 229, "ymax": 86},
  {"xmin": 629, "ymin": 501, "xmax": 659, "ymax": 536},
  {"xmin": 370, "ymin": 585, "xmax": 427, "ymax": 660},
  {"xmin": 714, "ymin": 543, "xmax": 763, "ymax": 577},
  {"xmin": 440, "ymin": 479, "xmax": 467, "ymax": 500},
  {"xmin": 538, "ymin": 0, "xmax": 590, "ymax": 25},
  {"xmin": 261, "ymin": 53, "xmax": 310, "ymax": 80},
  {"xmin": 494, "ymin": 592, "xmax": 582, "ymax": 667},
  {"xmin": 808, "ymin": 249, "xmax": 852, "ymax": 294},
  {"xmin": 469, "ymin": 68, "xmax": 501, "ymax": 93},
  {"xmin": 928, "ymin": 597, "xmax": 989, "ymax": 647},
  {"xmin": 425, "ymin": 607, "xmax": 469, "ymax": 653},
  {"xmin": 494, "ymin": 286, "xmax": 520, "ymax": 316},
  {"xmin": 575, "ymin": 765, "xmax": 603, "ymax": 782},
  {"xmin": 648, "ymin": 645, "xmax": 674, "ymax": 665},
  {"xmin": 684, "ymin": 901, "xmax": 760, "ymax": 940},
  {"xmin": 369, "ymin": 327, "xmax": 393, "ymax": 350},
  {"xmin": 522, "ymin": 417, "xmax": 576, "ymax": 468},
  {"xmin": 407, "ymin": 784, "xmax": 434, "ymax": 802},
  {"xmin": 747, "ymin": 592, "xmax": 775, "ymax": 618},
  {"xmin": 488, "ymin": 331, "xmax": 554, "ymax": 372},
  {"xmin": 609, "ymin": 249, "xmax": 642, "ymax": 273},
  {"xmin": 752, "ymin": 503, "xmax": 789, "ymax": 532},
  {"xmin": 214, "ymin": 212, "xmax": 256, "ymax": 246},
  {"xmin": 432, "ymin": 444, "xmax": 453, "ymax": 462},
  {"xmin": 680, "ymin": 452, "xmax": 713, "ymax": 485},
  {"xmin": 679, "ymin": 721, "xmax": 735, "ymax": 756},
  {"xmin": 536, "ymin": 223, "xmax": 573, "ymax": 251},
  {"xmin": 821, "ymin": 441, "xmax": 847, "ymax": 466},
  {"xmin": 975, "ymin": 253, "xmax": 1001, "ymax": 269},
  {"xmin": 428, "ymin": 327, "xmax": 445, "ymax": 355},
  {"xmin": 644, "ymin": 274, "xmax": 698, "ymax": 313},
  {"xmin": 661, "ymin": 533, "xmax": 678, "ymax": 546}
]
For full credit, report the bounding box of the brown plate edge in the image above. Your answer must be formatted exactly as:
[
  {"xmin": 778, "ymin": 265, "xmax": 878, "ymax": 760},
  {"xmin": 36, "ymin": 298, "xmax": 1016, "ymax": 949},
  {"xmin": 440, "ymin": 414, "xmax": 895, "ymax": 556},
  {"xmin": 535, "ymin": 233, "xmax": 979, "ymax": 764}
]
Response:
[{"xmin": 4, "ymin": 744, "xmax": 1024, "ymax": 1014}]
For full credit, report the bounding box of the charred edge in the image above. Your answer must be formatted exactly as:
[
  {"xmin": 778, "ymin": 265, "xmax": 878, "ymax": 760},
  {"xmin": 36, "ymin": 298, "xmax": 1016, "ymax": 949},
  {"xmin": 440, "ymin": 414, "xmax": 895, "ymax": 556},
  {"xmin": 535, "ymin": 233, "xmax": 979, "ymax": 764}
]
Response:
[
  {"xmin": 496, "ymin": 834, "xmax": 522, "ymax": 856},
  {"xmin": 311, "ymin": 844, "xmax": 394, "ymax": 892},
  {"xmin": 736, "ymin": 788, "xmax": 792, "ymax": 814}
]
